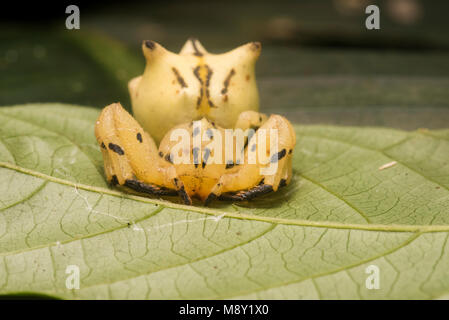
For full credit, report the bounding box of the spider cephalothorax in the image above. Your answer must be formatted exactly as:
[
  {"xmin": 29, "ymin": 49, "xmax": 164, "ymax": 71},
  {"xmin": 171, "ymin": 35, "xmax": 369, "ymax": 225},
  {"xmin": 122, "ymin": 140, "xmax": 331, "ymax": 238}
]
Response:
[
  {"xmin": 128, "ymin": 38, "xmax": 261, "ymax": 143},
  {"xmin": 95, "ymin": 103, "xmax": 296, "ymax": 205}
]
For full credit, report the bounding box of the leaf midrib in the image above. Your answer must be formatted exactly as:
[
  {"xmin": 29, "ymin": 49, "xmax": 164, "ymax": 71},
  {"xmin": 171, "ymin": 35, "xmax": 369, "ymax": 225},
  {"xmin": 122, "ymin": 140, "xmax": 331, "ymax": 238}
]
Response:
[{"xmin": 1, "ymin": 160, "xmax": 448, "ymax": 233}]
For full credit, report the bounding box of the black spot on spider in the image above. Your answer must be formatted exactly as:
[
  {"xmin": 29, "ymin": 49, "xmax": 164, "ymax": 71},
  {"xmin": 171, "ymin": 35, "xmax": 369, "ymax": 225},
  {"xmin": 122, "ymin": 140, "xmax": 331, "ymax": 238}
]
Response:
[
  {"xmin": 279, "ymin": 179, "xmax": 288, "ymax": 187},
  {"xmin": 110, "ymin": 175, "xmax": 119, "ymax": 186},
  {"xmin": 144, "ymin": 40, "xmax": 156, "ymax": 50},
  {"xmin": 178, "ymin": 186, "xmax": 191, "ymax": 205},
  {"xmin": 204, "ymin": 192, "xmax": 217, "ymax": 206},
  {"xmin": 219, "ymin": 184, "xmax": 273, "ymax": 202},
  {"xmin": 207, "ymin": 99, "xmax": 216, "ymax": 108},
  {"xmin": 202, "ymin": 148, "xmax": 211, "ymax": 168},
  {"xmin": 124, "ymin": 179, "xmax": 177, "ymax": 196},
  {"xmin": 108, "ymin": 143, "xmax": 124, "ymax": 155},
  {"xmin": 205, "ymin": 128, "xmax": 214, "ymax": 140},
  {"xmin": 250, "ymin": 144, "xmax": 257, "ymax": 152},
  {"xmin": 289, "ymin": 149, "xmax": 292, "ymax": 154},
  {"xmin": 270, "ymin": 148, "xmax": 287, "ymax": 163},
  {"xmin": 136, "ymin": 132, "xmax": 142, "ymax": 143},
  {"xmin": 101, "ymin": 142, "xmax": 106, "ymax": 149},
  {"xmin": 158, "ymin": 151, "xmax": 163, "ymax": 158},
  {"xmin": 165, "ymin": 153, "xmax": 174, "ymax": 164},
  {"xmin": 259, "ymin": 116, "xmax": 263, "ymax": 122},
  {"xmin": 192, "ymin": 147, "xmax": 200, "ymax": 168},
  {"xmin": 243, "ymin": 129, "xmax": 256, "ymax": 151}
]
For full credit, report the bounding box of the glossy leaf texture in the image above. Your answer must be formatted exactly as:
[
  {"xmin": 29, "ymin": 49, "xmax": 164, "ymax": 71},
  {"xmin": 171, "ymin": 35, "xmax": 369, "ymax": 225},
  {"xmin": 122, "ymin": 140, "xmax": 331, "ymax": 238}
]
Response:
[{"xmin": 0, "ymin": 104, "xmax": 448, "ymax": 299}]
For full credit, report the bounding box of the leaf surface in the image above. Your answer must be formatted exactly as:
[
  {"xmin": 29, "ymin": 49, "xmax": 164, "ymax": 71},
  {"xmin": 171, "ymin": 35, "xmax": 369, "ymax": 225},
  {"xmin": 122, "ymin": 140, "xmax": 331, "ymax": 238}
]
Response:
[{"xmin": 0, "ymin": 104, "xmax": 449, "ymax": 299}]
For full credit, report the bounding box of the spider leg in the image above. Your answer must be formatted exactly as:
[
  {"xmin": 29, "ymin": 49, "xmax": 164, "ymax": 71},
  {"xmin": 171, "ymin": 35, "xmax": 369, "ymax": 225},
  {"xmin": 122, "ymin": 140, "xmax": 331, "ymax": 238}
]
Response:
[
  {"xmin": 95, "ymin": 103, "xmax": 192, "ymax": 205},
  {"xmin": 123, "ymin": 179, "xmax": 178, "ymax": 196},
  {"xmin": 234, "ymin": 110, "xmax": 268, "ymax": 152},
  {"xmin": 218, "ymin": 184, "xmax": 273, "ymax": 201},
  {"xmin": 234, "ymin": 110, "xmax": 268, "ymax": 131},
  {"xmin": 217, "ymin": 174, "xmax": 291, "ymax": 202},
  {"xmin": 205, "ymin": 113, "xmax": 295, "ymax": 205}
]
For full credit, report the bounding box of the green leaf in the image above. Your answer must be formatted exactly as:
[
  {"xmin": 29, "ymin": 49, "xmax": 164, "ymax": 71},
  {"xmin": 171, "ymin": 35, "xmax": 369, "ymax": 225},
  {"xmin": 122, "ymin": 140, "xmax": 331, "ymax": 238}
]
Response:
[
  {"xmin": 0, "ymin": 28, "xmax": 142, "ymax": 111},
  {"xmin": 3, "ymin": 24, "xmax": 449, "ymax": 129},
  {"xmin": 0, "ymin": 104, "xmax": 449, "ymax": 299}
]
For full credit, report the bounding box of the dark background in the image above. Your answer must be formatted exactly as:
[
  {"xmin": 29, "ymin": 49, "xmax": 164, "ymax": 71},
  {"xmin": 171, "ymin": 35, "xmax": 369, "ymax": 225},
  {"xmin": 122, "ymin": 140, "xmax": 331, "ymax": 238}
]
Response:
[{"xmin": 2, "ymin": 0, "xmax": 449, "ymax": 129}]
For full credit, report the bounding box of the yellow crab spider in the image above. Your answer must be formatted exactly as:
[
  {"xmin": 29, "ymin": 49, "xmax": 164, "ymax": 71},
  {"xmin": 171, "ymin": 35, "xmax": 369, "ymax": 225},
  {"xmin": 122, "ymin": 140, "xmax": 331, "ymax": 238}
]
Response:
[
  {"xmin": 128, "ymin": 38, "xmax": 262, "ymax": 143},
  {"xmin": 95, "ymin": 103, "xmax": 296, "ymax": 205}
]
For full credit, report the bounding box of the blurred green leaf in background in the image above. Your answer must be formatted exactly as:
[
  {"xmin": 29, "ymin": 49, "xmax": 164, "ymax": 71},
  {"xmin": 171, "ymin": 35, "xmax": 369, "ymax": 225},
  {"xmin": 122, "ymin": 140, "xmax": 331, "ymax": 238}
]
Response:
[{"xmin": 1, "ymin": 0, "xmax": 449, "ymax": 129}]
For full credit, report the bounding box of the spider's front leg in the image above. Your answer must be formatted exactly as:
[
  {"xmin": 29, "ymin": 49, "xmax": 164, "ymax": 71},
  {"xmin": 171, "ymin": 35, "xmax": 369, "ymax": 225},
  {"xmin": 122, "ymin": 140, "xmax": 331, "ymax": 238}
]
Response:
[
  {"xmin": 94, "ymin": 103, "xmax": 192, "ymax": 205},
  {"xmin": 205, "ymin": 112, "xmax": 296, "ymax": 205},
  {"xmin": 234, "ymin": 110, "xmax": 268, "ymax": 132}
]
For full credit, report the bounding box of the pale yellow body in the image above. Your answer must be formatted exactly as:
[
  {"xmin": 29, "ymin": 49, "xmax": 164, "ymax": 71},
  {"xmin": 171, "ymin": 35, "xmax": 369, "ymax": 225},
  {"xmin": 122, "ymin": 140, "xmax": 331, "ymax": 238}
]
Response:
[
  {"xmin": 95, "ymin": 103, "xmax": 296, "ymax": 205},
  {"xmin": 129, "ymin": 39, "xmax": 261, "ymax": 143}
]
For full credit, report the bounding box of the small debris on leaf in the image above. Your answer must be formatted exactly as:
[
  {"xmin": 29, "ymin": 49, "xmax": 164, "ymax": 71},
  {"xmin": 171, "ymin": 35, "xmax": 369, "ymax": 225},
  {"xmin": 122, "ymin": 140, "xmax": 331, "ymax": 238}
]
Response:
[{"xmin": 378, "ymin": 161, "xmax": 397, "ymax": 171}]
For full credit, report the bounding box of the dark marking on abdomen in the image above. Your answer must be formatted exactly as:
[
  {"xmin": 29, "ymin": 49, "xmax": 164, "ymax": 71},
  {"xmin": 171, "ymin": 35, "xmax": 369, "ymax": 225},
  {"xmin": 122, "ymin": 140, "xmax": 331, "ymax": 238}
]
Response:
[
  {"xmin": 221, "ymin": 69, "xmax": 235, "ymax": 95},
  {"xmin": 108, "ymin": 143, "xmax": 124, "ymax": 155},
  {"xmin": 193, "ymin": 66, "xmax": 203, "ymax": 109},
  {"xmin": 136, "ymin": 132, "xmax": 142, "ymax": 143},
  {"xmin": 205, "ymin": 65, "xmax": 216, "ymax": 108},
  {"xmin": 193, "ymin": 64, "xmax": 217, "ymax": 108},
  {"xmin": 172, "ymin": 67, "xmax": 188, "ymax": 88}
]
